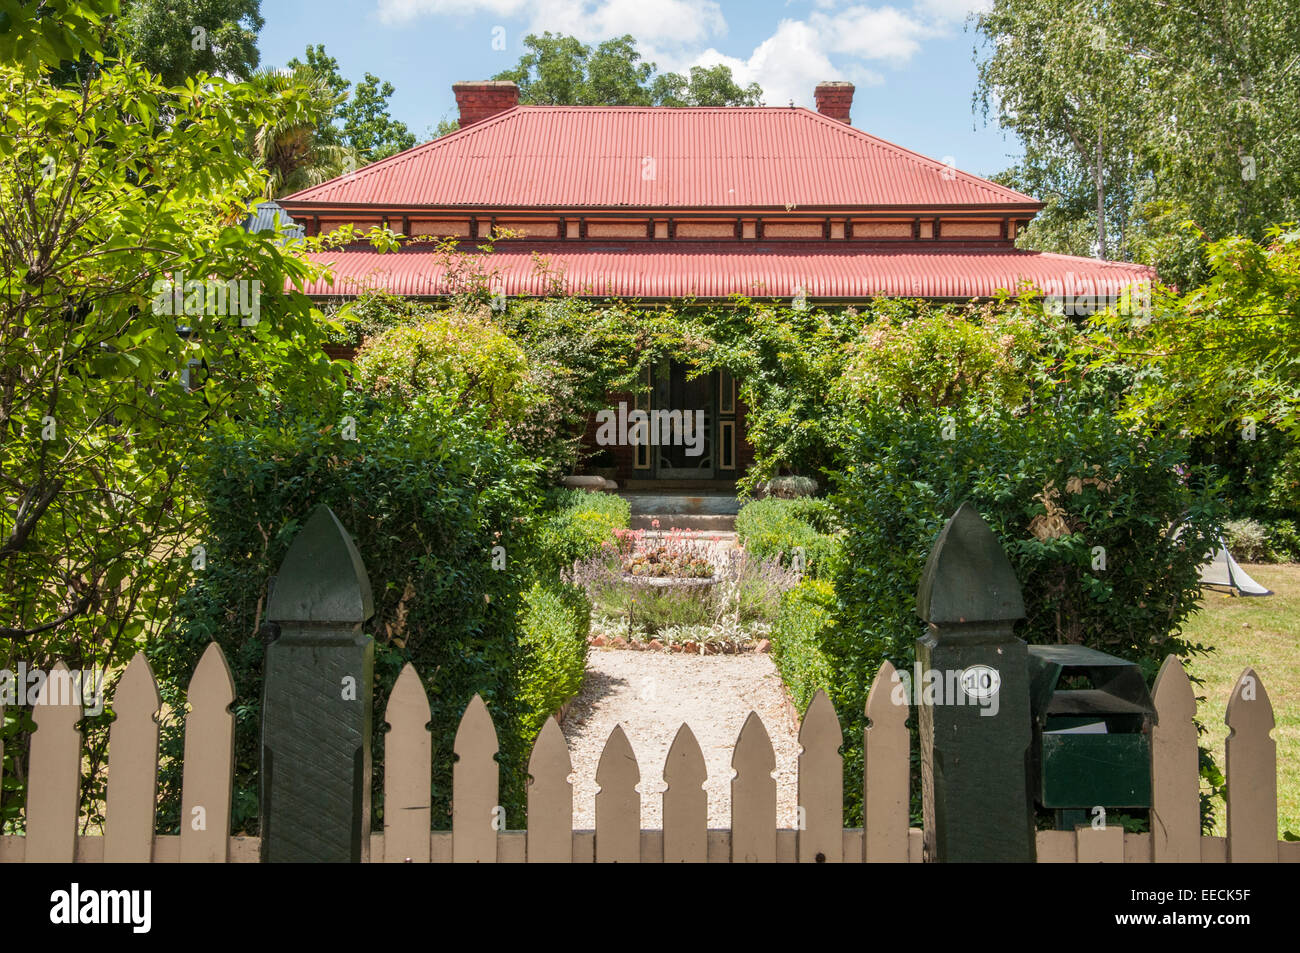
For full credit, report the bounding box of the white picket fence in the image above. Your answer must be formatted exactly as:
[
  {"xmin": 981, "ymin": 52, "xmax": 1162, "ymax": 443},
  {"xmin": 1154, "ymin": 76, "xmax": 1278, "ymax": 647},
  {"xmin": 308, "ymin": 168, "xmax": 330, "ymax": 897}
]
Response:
[{"xmin": 1, "ymin": 646, "xmax": 1297, "ymax": 862}]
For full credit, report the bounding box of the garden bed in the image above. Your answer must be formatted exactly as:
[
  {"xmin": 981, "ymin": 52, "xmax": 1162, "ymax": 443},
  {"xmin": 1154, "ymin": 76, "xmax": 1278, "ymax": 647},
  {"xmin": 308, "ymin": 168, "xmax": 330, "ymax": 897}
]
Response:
[
  {"xmin": 588, "ymin": 632, "xmax": 770, "ymax": 655},
  {"xmin": 619, "ymin": 573, "xmax": 720, "ymax": 589}
]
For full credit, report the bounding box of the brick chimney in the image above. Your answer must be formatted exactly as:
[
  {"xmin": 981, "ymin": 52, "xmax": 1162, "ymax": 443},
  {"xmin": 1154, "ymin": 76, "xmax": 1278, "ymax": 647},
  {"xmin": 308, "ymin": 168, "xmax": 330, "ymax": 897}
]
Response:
[
  {"xmin": 814, "ymin": 81, "xmax": 855, "ymax": 124},
  {"xmin": 453, "ymin": 80, "xmax": 520, "ymax": 127}
]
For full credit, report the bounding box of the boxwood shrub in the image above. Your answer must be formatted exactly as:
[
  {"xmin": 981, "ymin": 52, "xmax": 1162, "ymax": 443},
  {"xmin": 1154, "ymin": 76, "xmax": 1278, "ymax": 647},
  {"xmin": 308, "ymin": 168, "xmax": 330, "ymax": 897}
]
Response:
[
  {"xmin": 150, "ymin": 391, "xmax": 601, "ymax": 834},
  {"xmin": 769, "ymin": 578, "xmax": 838, "ymax": 713},
  {"xmin": 735, "ymin": 497, "xmax": 840, "ymax": 578},
  {"xmin": 534, "ymin": 488, "xmax": 631, "ymax": 579},
  {"xmin": 518, "ymin": 581, "xmax": 591, "ymax": 721},
  {"xmin": 820, "ymin": 396, "xmax": 1224, "ymax": 826}
]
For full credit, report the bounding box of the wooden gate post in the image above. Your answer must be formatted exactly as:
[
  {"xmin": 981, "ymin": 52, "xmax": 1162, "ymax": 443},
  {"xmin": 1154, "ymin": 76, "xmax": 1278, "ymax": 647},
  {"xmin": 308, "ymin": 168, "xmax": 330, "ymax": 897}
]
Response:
[
  {"xmin": 260, "ymin": 504, "xmax": 375, "ymax": 862},
  {"xmin": 915, "ymin": 503, "xmax": 1036, "ymax": 862}
]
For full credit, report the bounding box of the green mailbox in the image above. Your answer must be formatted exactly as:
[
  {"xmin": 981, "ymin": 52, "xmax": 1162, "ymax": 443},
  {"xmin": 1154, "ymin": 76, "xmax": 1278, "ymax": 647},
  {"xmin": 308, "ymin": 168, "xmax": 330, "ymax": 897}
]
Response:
[{"xmin": 1027, "ymin": 645, "xmax": 1155, "ymax": 829}]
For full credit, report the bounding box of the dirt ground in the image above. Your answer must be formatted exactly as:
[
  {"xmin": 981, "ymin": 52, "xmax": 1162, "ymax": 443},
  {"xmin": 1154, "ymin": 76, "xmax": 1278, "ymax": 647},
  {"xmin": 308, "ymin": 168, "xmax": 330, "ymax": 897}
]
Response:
[{"xmin": 559, "ymin": 648, "xmax": 802, "ymax": 830}]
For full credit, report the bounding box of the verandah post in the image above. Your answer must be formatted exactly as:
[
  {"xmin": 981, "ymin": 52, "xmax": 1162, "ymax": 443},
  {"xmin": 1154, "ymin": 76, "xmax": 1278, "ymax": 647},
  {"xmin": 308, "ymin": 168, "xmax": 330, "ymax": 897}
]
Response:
[
  {"xmin": 260, "ymin": 504, "xmax": 375, "ymax": 862},
  {"xmin": 915, "ymin": 502, "xmax": 1036, "ymax": 862}
]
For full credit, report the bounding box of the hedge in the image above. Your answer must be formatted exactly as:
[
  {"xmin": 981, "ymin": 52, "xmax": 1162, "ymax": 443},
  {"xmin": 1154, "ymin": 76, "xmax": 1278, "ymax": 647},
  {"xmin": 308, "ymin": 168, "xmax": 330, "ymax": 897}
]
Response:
[
  {"xmin": 822, "ymin": 396, "xmax": 1224, "ymax": 826},
  {"xmin": 735, "ymin": 497, "xmax": 840, "ymax": 578},
  {"xmin": 533, "ymin": 488, "xmax": 631, "ymax": 579},
  {"xmin": 518, "ymin": 581, "xmax": 591, "ymax": 723},
  {"xmin": 768, "ymin": 578, "xmax": 838, "ymax": 713},
  {"xmin": 150, "ymin": 392, "xmax": 602, "ymax": 834}
]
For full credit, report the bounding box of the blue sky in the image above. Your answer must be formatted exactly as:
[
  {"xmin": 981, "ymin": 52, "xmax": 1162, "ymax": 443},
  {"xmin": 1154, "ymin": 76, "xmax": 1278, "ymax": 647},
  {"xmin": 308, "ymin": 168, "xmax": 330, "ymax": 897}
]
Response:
[{"xmin": 258, "ymin": 0, "xmax": 1024, "ymax": 178}]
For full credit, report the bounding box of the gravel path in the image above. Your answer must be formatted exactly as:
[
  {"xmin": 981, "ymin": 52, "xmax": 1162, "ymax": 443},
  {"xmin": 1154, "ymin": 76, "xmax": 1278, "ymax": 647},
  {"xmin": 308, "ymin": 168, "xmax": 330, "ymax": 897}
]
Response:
[{"xmin": 559, "ymin": 648, "xmax": 801, "ymax": 830}]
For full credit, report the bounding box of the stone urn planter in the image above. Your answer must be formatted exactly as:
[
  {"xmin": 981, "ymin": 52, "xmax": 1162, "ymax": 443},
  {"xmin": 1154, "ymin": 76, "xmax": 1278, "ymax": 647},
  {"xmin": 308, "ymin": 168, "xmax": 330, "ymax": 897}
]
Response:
[
  {"xmin": 619, "ymin": 573, "xmax": 719, "ymax": 590},
  {"xmin": 561, "ymin": 475, "xmax": 606, "ymax": 490}
]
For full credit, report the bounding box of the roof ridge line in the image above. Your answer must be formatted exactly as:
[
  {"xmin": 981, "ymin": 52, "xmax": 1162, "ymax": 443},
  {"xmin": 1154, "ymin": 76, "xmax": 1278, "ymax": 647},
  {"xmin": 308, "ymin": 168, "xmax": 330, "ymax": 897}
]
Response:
[
  {"xmin": 280, "ymin": 105, "xmax": 1045, "ymax": 209},
  {"xmin": 795, "ymin": 108, "xmax": 1040, "ymax": 205},
  {"xmin": 280, "ymin": 105, "xmax": 527, "ymax": 203}
]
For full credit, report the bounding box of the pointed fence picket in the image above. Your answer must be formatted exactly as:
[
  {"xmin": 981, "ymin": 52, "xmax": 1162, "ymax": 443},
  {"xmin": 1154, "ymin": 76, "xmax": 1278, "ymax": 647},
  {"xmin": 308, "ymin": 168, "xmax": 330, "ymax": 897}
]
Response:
[
  {"xmin": 383, "ymin": 663, "xmax": 432, "ymax": 863},
  {"xmin": 25, "ymin": 662, "xmax": 82, "ymax": 863},
  {"xmin": 453, "ymin": 694, "xmax": 499, "ymax": 863},
  {"xmin": 179, "ymin": 642, "xmax": 235, "ymax": 863},
  {"xmin": 527, "ymin": 717, "xmax": 573, "ymax": 863},
  {"xmin": 1226, "ymin": 667, "xmax": 1278, "ymax": 863},
  {"xmin": 663, "ymin": 724, "xmax": 707, "ymax": 863},
  {"xmin": 595, "ymin": 725, "xmax": 641, "ymax": 862},
  {"xmin": 2, "ymin": 653, "xmax": 1296, "ymax": 864},
  {"xmin": 731, "ymin": 710, "xmax": 778, "ymax": 862},
  {"xmin": 864, "ymin": 660, "xmax": 910, "ymax": 863},
  {"xmin": 1149, "ymin": 656, "xmax": 1200, "ymax": 863},
  {"xmin": 104, "ymin": 652, "xmax": 160, "ymax": 862},
  {"xmin": 798, "ymin": 690, "xmax": 843, "ymax": 863}
]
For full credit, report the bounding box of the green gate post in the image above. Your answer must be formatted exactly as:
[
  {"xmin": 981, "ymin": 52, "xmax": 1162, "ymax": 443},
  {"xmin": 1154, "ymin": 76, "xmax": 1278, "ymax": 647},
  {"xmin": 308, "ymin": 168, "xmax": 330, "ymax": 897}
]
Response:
[
  {"xmin": 260, "ymin": 504, "xmax": 375, "ymax": 862},
  {"xmin": 915, "ymin": 503, "xmax": 1036, "ymax": 862}
]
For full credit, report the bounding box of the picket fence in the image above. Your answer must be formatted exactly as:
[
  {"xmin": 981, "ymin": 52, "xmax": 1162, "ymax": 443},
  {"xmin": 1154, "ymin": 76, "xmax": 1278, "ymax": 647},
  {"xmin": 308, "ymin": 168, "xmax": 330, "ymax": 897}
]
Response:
[{"xmin": 0, "ymin": 645, "xmax": 1296, "ymax": 863}]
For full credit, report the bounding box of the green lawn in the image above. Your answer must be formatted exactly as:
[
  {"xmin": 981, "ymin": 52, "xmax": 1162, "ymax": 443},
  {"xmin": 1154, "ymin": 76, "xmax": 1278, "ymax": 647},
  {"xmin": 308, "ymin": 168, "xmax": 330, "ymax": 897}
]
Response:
[{"xmin": 1183, "ymin": 564, "xmax": 1300, "ymax": 839}]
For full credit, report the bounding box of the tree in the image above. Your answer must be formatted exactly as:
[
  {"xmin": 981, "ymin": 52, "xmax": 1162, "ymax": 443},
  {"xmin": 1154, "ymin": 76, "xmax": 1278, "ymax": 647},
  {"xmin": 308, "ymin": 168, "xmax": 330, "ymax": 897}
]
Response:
[
  {"xmin": 246, "ymin": 66, "xmax": 356, "ymax": 197},
  {"xmin": 653, "ymin": 64, "xmax": 762, "ymax": 107},
  {"xmin": 341, "ymin": 73, "xmax": 416, "ymax": 161},
  {"xmin": 1083, "ymin": 225, "xmax": 1300, "ymax": 438},
  {"xmin": 0, "ymin": 47, "xmax": 347, "ymax": 825},
  {"xmin": 974, "ymin": 0, "xmax": 1144, "ymax": 260},
  {"xmin": 1123, "ymin": 0, "xmax": 1300, "ymax": 286},
  {"xmin": 0, "ymin": 0, "xmax": 117, "ymax": 69},
  {"xmin": 975, "ymin": 0, "xmax": 1300, "ymax": 287},
  {"xmin": 116, "ymin": 0, "xmax": 263, "ymax": 85},
  {"xmin": 286, "ymin": 43, "xmax": 349, "ymax": 146},
  {"xmin": 494, "ymin": 32, "xmax": 602, "ymax": 104},
  {"xmin": 494, "ymin": 32, "xmax": 760, "ymax": 107},
  {"xmin": 428, "ymin": 117, "xmax": 459, "ymax": 139},
  {"xmin": 284, "ymin": 45, "xmax": 416, "ymax": 166}
]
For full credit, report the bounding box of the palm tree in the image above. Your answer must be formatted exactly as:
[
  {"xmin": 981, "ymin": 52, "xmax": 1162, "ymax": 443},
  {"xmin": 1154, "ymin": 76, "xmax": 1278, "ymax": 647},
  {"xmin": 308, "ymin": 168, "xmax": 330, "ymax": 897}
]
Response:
[{"xmin": 246, "ymin": 67, "xmax": 360, "ymax": 198}]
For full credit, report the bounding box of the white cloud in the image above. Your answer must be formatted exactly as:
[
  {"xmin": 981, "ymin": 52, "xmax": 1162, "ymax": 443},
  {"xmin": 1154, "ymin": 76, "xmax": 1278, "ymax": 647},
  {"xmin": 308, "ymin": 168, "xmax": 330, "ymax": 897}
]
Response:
[
  {"xmin": 377, "ymin": 0, "xmax": 529, "ymax": 24},
  {"xmin": 580, "ymin": 0, "xmax": 727, "ymax": 46},
  {"xmin": 375, "ymin": 0, "xmax": 976, "ymax": 112},
  {"xmin": 694, "ymin": 6, "xmax": 928, "ymax": 107},
  {"xmin": 812, "ymin": 6, "xmax": 933, "ymax": 63},
  {"xmin": 679, "ymin": 21, "xmax": 882, "ymax": 109},
  {"xmin": 379, "ymin": 0, "xmax": 726, "ymax": 48}
]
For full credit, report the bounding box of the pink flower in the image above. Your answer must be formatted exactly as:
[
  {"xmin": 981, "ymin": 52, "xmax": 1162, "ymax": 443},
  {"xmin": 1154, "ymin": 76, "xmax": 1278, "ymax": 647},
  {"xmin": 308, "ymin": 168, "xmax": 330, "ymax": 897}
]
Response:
[{"xmin": 651, "ymin": 519, "xmax": 661, "ymax": 529}]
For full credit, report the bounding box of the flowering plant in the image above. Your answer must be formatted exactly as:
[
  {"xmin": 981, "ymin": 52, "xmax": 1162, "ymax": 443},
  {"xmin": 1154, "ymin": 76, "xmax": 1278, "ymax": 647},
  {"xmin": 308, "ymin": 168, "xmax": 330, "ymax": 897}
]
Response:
[{"xmin": 619, "ymin": 526, "xmax": 715, "ymax": 577}]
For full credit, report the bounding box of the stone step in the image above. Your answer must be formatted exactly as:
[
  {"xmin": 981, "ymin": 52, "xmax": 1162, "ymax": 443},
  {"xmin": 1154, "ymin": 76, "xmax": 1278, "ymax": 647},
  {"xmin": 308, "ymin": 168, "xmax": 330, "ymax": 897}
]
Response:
[
  {"xmin": 630, "ymin": 513, "xmax": 736, "ymax": 532},
  {"xmin": 621, "ymin": 492, "xmax": 739, "ymax": 515}
]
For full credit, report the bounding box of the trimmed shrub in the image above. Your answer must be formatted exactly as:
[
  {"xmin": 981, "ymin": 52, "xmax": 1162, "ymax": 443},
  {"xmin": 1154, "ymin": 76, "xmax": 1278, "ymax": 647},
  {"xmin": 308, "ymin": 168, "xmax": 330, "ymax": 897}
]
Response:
[
  {"xmin": 826, "ymin": 397, "xmax": 1224, "ymax": 826},
  {"xmin": 151, "ymin": 392, "xmax": 564, "ymax": 834},
  {"xmin": 533, "ymin": 489, "xmax": 631, "ymax": 580},
  {"xmin": 736, "ymin": 497, "xmax": 840, "ymax": 577},
  {"xmin": 518, "ymin": 581, "xmax": 590, "ymax": 724},
  {"xmin": 769, "ymin": 578, "xmax": 838, "ymax": 713}
]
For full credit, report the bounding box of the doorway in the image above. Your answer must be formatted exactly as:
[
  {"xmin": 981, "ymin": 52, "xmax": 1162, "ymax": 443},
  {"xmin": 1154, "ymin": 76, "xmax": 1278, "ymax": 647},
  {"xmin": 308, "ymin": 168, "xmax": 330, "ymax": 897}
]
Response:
[{"xmin": 652, "ymin": 361, "xmax": 714, "ymax": 479}]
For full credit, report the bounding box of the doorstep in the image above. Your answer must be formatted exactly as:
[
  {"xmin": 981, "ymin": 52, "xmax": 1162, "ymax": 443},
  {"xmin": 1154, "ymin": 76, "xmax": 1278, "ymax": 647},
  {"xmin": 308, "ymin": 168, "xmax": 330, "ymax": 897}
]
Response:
[
  {"xmin": 629, "ymin": 513, "xmax": 736, "ymax": 532},
  {"xmin": 621, "ymin": 490, "xmax": 740, "ymax": 533}
]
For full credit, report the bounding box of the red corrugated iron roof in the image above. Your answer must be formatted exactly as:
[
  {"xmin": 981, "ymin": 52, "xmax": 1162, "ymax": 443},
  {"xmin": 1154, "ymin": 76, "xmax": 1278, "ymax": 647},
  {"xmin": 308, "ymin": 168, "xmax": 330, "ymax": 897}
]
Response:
[
  {"xmin": 280, "ymin": 107, "xmax": 1040, "ymax": 211},
  {"xmin": 293, "ymin": 242, "xmax": 1154, "ymax": 301}
]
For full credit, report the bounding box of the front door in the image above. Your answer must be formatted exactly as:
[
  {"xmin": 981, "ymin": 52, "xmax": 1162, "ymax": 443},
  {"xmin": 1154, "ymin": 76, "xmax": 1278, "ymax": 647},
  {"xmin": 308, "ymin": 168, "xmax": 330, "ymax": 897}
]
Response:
[{"xmin": 652, "ymin": 361, "xmax": 714, "ymax": 479}]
